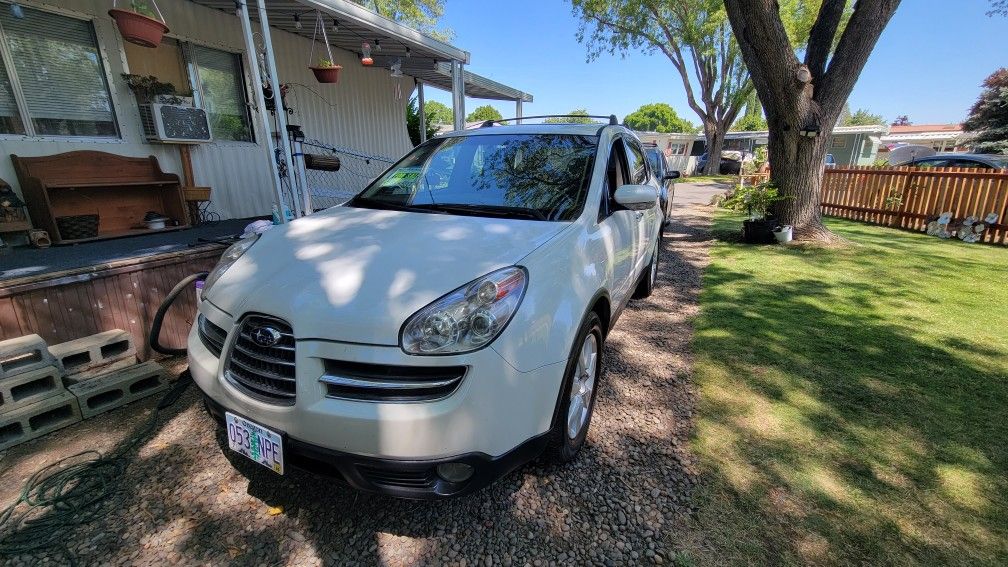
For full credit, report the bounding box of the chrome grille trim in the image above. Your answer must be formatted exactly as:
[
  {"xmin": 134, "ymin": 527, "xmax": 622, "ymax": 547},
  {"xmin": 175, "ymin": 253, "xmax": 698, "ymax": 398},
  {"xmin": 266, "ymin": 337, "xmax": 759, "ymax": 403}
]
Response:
[
  {"xmin": 197, "ymin": 314, "xmax": 226, "ymax": 357},
  {"xmin": 320, "ymin": 361, "xmax": 466, "ymax": 402},
  {"xmin": 224, "ymin": 314, "xmax": 296, "ymax": 405}
]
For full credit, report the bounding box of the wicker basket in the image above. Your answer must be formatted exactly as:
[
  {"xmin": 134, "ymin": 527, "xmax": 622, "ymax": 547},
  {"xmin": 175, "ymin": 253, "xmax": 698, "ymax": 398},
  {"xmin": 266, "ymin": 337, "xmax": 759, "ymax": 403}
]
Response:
[{"xmin": 56, "ymin": 214, "xmax": 99, "ymax": 241}]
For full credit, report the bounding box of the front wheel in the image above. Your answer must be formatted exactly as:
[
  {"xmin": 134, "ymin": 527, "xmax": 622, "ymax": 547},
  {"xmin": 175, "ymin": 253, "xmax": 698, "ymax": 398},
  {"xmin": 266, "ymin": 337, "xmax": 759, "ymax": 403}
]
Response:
[{"xmin": 546, "ymin": 312, "xmax": 603, "ymax": 464}]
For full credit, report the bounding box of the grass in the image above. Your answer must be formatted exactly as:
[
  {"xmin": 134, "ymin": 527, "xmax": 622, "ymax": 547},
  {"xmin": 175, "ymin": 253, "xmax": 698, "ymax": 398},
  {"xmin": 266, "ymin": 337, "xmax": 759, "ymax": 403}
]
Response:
[
  {"xmin": 682, "ymin": 174, "xmax": 738, "ymax": 184},
  {"xmin": 687, "ymin": 212, "xmax": 1008, "ymax": 565}
]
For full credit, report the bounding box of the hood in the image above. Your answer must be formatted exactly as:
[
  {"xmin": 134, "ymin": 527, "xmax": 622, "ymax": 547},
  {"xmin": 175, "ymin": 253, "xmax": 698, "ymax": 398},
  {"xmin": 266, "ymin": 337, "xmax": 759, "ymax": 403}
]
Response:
[{"xmin": 207, "ymin": 206, "xmax": 568, "ymax": 345}]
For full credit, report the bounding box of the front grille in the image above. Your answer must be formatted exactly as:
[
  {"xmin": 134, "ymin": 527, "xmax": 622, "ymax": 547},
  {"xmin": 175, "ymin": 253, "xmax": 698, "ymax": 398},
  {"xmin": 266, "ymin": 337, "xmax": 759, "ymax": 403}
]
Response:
[
  {"xmin": 197, "ymin": 314, "xmax": 226, "ymax": 358},
  {"xmin": 224, "ymin": 314, "xmax": 296, "ymax": 405},
  {"xmin": 320, "ymin": 361, "xmax": 466, "ymax": 402},
  {"xmin": 357, "ymin": 465, "xmax": 437, "ymax": 489}
]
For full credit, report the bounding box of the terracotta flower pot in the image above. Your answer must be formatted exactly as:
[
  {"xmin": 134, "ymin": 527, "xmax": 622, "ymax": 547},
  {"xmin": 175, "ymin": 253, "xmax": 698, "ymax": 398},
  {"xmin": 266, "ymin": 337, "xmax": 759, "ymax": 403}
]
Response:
[
  {"xmin": 310, "ymin": 65, "xmax": 343, "ymax": 84},
  {"xmin": 108, "ymin": 9, "xmax": 169, "ymax": 48}
]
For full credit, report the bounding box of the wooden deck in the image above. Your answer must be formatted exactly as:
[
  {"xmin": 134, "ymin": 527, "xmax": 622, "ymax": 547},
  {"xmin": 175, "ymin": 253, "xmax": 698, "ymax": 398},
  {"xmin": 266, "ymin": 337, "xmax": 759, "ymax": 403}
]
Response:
[{"xmin": 0, "ymin": 246, "xmax": 224, "ymax": 361}]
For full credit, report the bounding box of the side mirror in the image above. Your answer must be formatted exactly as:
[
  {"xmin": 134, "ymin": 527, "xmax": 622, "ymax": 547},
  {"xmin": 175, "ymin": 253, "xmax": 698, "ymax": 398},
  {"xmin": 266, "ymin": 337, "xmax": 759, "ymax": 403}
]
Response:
[
  {"xmin": 614, "ymin": 184, "xmax": 658, "ymax": 211},
  {"xmin": 664, "ymin": 171, "xmax": 681, "ymax": 181}
]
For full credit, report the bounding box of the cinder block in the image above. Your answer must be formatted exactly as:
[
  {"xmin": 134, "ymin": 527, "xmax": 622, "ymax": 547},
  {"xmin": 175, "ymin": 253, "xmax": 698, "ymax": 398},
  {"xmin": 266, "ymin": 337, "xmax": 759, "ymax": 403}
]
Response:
[
  {"xmin": 0, "ymin": 365, "xmax": 64, "ymax": 414},
  {"xmin": 0, "ymin": 390, "xmax": 82, "ymax": 451},
  {"xmin": 0, "ymin": 334, "xmax": 60, "ymax": 380},
  {"xmin": 62, "ymin": 356, "xmax": 137, "ymax": 387},
  {"xmin": 68, "ymin": 361, "xmax": 169, "ymax": 419},
  {"xmin": 50, "ymin": 330, "xmax": 135, "ymax": 377}
]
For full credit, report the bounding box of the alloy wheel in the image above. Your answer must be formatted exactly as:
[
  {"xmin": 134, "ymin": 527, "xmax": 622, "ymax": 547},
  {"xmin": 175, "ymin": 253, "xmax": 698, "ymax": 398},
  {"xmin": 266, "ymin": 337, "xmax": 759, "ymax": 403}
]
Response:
[{"xmin": 567, "ymin": 332, "xmax": 599, "ymax": 439}]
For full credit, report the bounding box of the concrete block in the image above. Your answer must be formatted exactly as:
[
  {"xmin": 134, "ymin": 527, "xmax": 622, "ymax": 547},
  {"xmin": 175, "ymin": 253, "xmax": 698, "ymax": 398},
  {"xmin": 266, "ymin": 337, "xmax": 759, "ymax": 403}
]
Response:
[
  {"xmin": 68, "ymin": 361, "xmax": 169, "ymax": 419},
  {"xmin": 0, "ymin": 365, "xmax": 64, "ymax": 414},
  {"xmin": 0, "ymin": 334, "xmax": 60, "ymax": 380},
  {"xmin": 62, "ymin": 357, "xmax": 137, "ymax": 387},
  {"xmin": 0, "ymin": 390, "xmax": 82, "ymax": 451},
  {"xmin": 49, "ymin": 330, "xmax": 135, "ymax": 377}
]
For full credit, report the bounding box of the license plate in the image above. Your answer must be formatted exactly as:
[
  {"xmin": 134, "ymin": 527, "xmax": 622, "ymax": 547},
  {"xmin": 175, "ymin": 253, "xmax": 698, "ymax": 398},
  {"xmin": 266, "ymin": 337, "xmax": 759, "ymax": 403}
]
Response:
[{"xmin": 225, "ymin": 412, "xmax": 284, "ymax": 475}]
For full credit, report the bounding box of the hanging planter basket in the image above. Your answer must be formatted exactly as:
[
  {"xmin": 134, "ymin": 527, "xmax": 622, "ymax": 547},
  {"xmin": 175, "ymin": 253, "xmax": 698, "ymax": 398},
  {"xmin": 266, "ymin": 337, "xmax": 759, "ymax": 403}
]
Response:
[
  {"xmin": 308, "ymin": 11, "xmax": 342, "ymax": 85},
  {"xmin": 109, "ymin": 1, "xmax": 168, "ymax": 48},
  {"xmin": 309, "ymin": 65, "xmax": 343, "ymax": 84}
]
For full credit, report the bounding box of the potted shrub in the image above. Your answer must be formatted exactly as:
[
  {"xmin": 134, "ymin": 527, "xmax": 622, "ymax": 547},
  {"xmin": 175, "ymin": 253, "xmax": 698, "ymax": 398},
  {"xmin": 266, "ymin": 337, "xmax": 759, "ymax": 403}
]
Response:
[
  {"xmin": 310, "ymin": 58, "xmax": 343, "ymax": 84},
  {"xmin": 721, "ymin": 181, "xmax": 788, "ymax": 244},
  {"xmin": 121, "ymin": 74, "xmax": 183, "ymax": 105},
  {"xmin": 109, "ymin": 1, "xmax": 169, "ymax": 48}
]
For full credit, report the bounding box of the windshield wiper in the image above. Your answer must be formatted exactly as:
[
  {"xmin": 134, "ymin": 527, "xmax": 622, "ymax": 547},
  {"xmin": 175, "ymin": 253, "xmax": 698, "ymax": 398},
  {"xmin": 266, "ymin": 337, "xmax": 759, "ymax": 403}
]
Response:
[
  {"xmin": 412, "ymin": 203, "xmax": 547, "ymax": 221},
  {"xmin": 348, "ymin": 198, "xmax": 441, "ymax": 214}
]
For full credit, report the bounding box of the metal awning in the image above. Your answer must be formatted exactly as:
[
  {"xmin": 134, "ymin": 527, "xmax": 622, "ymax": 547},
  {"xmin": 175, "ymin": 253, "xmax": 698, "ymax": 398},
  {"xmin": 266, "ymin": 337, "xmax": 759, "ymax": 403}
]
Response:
[{"xmin": 186, "ymin": 0, "xmax": 531, "ymax": 102}]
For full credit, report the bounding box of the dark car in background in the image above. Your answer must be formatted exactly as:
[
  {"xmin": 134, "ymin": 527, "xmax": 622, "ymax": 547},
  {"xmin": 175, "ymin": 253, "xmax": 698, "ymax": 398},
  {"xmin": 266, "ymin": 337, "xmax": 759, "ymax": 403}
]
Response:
[
  {"xmin": 643, "ymin": 143, "xmax": 680, "ymax": 225},
  {"xmin": 893, "ymin": 153, "xmax": 1008, "ymax": 170},
  {"xmin": 696, "ymin": 151, "xmax": 743, "ymax": 175}
]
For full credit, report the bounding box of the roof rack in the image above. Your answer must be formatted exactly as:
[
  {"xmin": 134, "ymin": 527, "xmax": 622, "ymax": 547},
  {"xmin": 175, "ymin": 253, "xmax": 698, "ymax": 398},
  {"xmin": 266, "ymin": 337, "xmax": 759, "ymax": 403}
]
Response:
[{"xmin": 478, "ymin": 114, "xmax": 619, "ymax": 128}]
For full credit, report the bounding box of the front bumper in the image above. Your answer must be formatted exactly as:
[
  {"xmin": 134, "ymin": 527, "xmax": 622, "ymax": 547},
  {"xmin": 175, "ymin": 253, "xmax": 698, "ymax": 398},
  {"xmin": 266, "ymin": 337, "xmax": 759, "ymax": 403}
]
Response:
[
  {"xmin": 188, "ymin": 300, "xmax": 565, "ymax": 496},
  {"xmin": 201, "ymin": 392, "xmax": 549, "ymax": 498}
]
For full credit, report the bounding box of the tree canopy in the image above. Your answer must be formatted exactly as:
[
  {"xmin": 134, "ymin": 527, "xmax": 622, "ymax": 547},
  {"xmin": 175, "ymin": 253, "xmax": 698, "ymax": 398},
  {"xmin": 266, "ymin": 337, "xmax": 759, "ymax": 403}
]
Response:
[
  {"xmin": 544, "ymin": 109, "xmax": 599, "ymax": 124},
  {"xmin": 623, "ymin": 103, "xmax": 697, "ymax": 133},
  {"xmin": 732, "ymin": 91, "xmax": 768, "ymax": 131},
  {"xmin": 843, "ymin": 108, "xmax": 885, "ymax": 126},
  {"xmin": 963, "ymin": 68, "xmax": 1008, "ymax": 153},
  {"xmin": 891, "ymin": 115, "xmax": 911, "ymax": 126},
  {"xmin": 355, "ymin": 0, "xmax": 453, "ymax": 41},
  {"xmin": 424, "ymin": 100, "xmax": 452, "ymax": 125},
  {"xmin": 406, "ymin": 96, "xmax": 437, "ymax": 146},
  {"xmin": 466, "ymin": 104, "xmax": 503, "ymax": 123}
]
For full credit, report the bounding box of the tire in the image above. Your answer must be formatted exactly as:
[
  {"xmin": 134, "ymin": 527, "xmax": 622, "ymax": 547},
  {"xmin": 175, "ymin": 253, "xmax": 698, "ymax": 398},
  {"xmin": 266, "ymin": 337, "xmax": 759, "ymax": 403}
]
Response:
[
  {"xmin": 632, "ymin": 234, "xmax": 661, "ymax": 299},
  {"xmin": 545, "ymin": 311, "xmax": 603, "ymax": 464}
]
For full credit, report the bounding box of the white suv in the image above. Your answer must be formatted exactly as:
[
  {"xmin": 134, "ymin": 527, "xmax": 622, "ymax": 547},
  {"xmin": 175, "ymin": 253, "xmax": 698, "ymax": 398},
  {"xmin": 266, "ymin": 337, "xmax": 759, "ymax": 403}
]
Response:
[{"xmin": 188, "ymin": 119, "xmax": 663, "ymax": 498}]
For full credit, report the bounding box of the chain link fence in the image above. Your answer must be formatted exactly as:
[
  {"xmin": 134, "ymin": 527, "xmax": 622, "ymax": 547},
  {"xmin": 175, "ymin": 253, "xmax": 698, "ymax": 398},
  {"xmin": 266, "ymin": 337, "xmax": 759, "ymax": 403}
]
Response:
[{"xmin": 301, "ymin": 140, "xmax": 396, "ymax": 209}]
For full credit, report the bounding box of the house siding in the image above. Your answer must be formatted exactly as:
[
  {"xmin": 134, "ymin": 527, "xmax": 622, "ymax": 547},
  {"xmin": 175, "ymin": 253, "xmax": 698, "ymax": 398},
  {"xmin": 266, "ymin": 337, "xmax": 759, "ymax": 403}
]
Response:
[{"xmin": 0, "ymin": 0, "xmax": 413, "ymax": 221}]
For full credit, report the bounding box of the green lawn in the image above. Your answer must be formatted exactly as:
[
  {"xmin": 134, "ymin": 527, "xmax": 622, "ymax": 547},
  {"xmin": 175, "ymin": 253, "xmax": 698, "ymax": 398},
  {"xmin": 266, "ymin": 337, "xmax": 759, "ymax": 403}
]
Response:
[
  {"xmin": 682, "ymin": 174, "xmax": 738, "ymax": 184},
  {"xmin": 688, "ymin": 213, "xmax": 1008, "ymax": 564}
]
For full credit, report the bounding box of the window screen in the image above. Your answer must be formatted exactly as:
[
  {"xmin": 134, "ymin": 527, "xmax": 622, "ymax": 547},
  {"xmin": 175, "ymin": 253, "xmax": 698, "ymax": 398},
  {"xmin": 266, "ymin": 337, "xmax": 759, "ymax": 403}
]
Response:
[
  {"xmin": 191, "ymin": 45, "xmax": 252, "ymax": 142},
  {"xmin": 0, "ymin": 5, "xmax": 116, "ymax": 136},
  {"xmin": 0, "ymin": 55, "xmax": 23, "ymax": 134}
]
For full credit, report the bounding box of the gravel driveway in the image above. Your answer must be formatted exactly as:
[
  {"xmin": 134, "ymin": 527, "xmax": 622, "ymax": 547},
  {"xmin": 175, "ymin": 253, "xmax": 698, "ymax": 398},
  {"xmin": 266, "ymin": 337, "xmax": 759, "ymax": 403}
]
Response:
[{"xmin": 1, "ymin": 195, "xmax": 716, "ymax": 567}]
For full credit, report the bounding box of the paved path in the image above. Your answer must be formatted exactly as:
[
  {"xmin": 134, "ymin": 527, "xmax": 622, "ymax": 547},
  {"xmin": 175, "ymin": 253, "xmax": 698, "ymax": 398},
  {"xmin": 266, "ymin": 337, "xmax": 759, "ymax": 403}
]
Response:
[{"xmin": 1, "ymin": 204, "xmax": 717, "ymax": 567}]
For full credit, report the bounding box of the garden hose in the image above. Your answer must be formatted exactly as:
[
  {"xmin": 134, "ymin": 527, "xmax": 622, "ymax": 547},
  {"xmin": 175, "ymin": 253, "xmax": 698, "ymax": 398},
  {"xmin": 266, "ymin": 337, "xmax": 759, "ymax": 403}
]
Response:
[{"xmin": 0, "ymin": 272, "xmax": 206, "ymax": 562}]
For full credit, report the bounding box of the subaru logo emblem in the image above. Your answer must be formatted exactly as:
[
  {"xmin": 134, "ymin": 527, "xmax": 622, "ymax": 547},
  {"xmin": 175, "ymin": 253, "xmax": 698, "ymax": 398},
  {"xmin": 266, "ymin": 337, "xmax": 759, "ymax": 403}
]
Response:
[{"xmin": 251, "ymin": 326, "xmax": 282, "ymax": 347}]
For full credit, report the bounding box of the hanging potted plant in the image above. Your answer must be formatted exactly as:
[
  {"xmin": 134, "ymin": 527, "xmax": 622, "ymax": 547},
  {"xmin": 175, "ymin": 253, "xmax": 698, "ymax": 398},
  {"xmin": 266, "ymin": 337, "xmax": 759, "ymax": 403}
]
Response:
[
  {"xmin": 308, "ymin": 11, "xmax": 342, "ymax": 84},
  {"xmin": 109, "ymin": 0, "xmax": 169, "ymax": 48},
  {"xmin": 310, "ymin": 58, "xmax": 343, "ymax": 84}
]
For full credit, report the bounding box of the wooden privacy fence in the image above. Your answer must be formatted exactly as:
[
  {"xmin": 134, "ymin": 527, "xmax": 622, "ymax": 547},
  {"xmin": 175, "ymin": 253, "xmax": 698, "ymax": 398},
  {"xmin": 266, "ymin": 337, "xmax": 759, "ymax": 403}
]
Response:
[{"xmin": 821, "ymin": 166, "xmax": 1008, "ymax": 244}]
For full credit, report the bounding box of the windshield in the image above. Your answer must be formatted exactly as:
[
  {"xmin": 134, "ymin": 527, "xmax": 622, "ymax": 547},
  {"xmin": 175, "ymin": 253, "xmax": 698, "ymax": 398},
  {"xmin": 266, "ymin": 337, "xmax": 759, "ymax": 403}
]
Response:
[{"xmin": 349, "ymin": 133, "xmax": 598, "ymax": 221}]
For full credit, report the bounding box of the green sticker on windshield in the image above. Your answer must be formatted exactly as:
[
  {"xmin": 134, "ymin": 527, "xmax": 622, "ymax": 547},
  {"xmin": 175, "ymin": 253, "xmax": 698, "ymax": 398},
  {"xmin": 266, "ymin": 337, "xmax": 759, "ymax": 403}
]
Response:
[{"xmin": 383, "ymin": 166, "xmax": 422, "ymax": 188}]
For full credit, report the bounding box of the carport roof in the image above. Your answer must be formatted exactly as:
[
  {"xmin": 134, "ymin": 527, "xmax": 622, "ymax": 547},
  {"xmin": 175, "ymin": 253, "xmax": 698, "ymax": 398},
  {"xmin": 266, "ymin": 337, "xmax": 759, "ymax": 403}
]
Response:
[{"xmin": 187, "ymin": 0, "xmax": 532, "ymax": 102}]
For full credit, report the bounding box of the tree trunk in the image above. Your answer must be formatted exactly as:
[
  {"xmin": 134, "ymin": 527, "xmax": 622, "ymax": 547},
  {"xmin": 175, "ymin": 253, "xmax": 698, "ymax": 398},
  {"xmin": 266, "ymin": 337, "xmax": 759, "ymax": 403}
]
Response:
[
  {"xmin": 766, "ymin": 122, "xmax": 835, "ymax": 240},
  {"xmin": 702, "ymin": 122, "xmax": 725, "ymax": 175}
]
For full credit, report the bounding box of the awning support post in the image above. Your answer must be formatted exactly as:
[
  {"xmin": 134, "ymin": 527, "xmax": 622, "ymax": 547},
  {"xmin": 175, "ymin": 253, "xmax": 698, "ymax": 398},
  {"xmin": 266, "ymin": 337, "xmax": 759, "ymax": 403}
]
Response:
[
  {"xmin": 451, "ymin": 60, "xmax": 465, "ymax": 130},
  {"xmin": 515, "ymin": 99, "xmax": 523, "ymax": 123},
  {"xmin": 236, "ymin": 0, "xmax": 288, "ymax": 223},
  {"xmin": 254, "ymin": 0, "xmax": 304, "ymax": 218},
  {"xmin": 417, "ymin": 81, "xmax": 427, "ymax": 143}
]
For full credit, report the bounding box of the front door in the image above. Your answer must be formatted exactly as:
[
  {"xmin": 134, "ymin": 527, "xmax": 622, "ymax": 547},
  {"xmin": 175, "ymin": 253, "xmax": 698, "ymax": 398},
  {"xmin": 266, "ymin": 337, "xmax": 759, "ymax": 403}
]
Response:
[
  {"xmin": 599, "ymin": 138, "xmax": 637, "ymax": 304},
  {"xmin": 623, "ymin": 138, "xmax": 657, "ymax": 275}
]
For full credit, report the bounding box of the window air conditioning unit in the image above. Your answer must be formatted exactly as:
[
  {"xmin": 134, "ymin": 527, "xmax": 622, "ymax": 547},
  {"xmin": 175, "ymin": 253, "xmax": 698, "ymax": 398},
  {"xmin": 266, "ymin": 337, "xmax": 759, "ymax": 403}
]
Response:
[{"xmin": 138, "ymin": 103, "xmax": 212, "ymax": 143}]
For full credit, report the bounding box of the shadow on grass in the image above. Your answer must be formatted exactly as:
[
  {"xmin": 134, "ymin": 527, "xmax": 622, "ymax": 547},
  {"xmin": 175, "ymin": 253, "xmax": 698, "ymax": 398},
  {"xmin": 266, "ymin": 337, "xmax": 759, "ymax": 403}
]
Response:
[{"xmin": 690, "ymin": 215, "xmax": 1008, "ymax": 564}]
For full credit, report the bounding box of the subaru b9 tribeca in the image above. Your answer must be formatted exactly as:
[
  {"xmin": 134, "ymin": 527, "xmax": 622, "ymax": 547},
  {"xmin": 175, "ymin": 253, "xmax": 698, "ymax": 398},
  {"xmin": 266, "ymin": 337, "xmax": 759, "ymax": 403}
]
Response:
[{"xmin": 189, "ymin": 121, "xmax": 663, "ymax": 498}]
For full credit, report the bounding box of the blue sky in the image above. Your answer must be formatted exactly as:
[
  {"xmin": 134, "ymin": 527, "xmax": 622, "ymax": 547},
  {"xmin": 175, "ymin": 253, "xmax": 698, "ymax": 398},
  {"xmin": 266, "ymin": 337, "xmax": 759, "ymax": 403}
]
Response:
[{"xmin": 423, "ymin": 0, "xmax": 1008, "ymax": 126}]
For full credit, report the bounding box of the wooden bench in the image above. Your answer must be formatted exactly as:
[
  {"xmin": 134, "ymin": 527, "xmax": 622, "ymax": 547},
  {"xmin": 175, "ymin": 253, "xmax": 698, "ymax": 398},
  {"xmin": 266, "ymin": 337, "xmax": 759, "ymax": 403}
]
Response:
[{"xmin": 11, "ymin": 151, "xmax": 189, "ymax": 244}]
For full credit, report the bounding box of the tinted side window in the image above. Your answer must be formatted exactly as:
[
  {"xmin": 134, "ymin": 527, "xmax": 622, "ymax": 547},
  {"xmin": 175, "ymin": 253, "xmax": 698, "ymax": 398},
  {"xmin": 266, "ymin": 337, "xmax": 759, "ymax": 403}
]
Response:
[
  {"xmin": 600, "ymin": 139, "xmax": 629, "ymax": 220},
  {"xmin": 624, "ymin": 140, "xmax": 648, "ymax": 184}
]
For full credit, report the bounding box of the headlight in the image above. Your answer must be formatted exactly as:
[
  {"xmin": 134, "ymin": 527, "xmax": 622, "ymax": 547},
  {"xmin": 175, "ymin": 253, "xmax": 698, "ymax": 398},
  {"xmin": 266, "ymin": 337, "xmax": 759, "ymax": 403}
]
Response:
[
  {"xmin": 201, "ymin": 233, "xmax": 260, "ymax": 299},
  {"xmin": 400, "ymin": 266, "xmax": 527, "ymax": 355}
]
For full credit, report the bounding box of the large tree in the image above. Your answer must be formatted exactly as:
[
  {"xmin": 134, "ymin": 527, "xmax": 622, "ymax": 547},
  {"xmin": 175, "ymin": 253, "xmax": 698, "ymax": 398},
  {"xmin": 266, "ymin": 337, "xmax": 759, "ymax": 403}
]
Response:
[
  {"xmin": 544, "ymin": 109, "xmax": 600, "ymax": 124},
  {"xmin": 843, "ymin": 108, "xmax": 885, "ymax": 126},
  {"xmin": 963, "ymin": 68, "xmax": 1008, "ymax": 154},
  {"xmin": 356, "ymin": 0, "xmax": 453, "ymax": 41},
  {"xmin": 731, "ymin": 90, "xmax": 768, "ymax": 131},
  {"xmin": 723, "ymin": 0, "xmax": 901, "ymax": 241},
  {"xmin": 466, "ymin": 104, "xmax": 503, "ymax": 123},
  {"xmin": 424, "ymin": 100, "xmax": 452, "ymax": 126},
  {"xmin": 623, "ymin": 102, "xmax": 697, "ymax": 132},
  {"xmin": 571, "ymin": 0, "xmax": 752, "ymax": 174}
]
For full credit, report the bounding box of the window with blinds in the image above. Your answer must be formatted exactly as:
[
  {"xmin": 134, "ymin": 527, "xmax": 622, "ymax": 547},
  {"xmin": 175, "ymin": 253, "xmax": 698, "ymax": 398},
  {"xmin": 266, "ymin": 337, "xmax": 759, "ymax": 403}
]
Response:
[
  {"xmin": 0, "ymin": 55, "xmax": 23, "ymax": 134},
  {"xmin": 0, "ymin": 4, "xmax": 117, "ymax": 137},
  {"xmin": 191, "ymin": 45, "xmax": 252, "ymax": 142}
]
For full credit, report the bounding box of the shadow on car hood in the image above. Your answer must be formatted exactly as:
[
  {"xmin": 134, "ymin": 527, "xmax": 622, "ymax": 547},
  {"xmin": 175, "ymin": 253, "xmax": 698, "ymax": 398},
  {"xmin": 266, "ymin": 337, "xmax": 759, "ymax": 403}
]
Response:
[{"xmin": 207, "ymin": 205, "xmax": 568, "ymax": 345}]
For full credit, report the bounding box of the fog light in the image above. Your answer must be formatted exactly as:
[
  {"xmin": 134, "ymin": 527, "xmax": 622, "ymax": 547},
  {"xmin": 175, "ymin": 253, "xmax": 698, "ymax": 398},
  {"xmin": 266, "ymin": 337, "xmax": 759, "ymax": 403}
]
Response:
[{"xmin": 436, "ymin": 462, "xmax": 474, "ymax": 483}]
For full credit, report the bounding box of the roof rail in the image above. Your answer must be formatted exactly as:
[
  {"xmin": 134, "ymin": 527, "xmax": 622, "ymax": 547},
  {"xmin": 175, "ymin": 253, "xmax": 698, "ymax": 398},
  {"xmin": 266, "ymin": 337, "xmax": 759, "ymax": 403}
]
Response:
[{"xmin": 478, "ymin": 114, "xmax": 620, "ymax": 128}]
